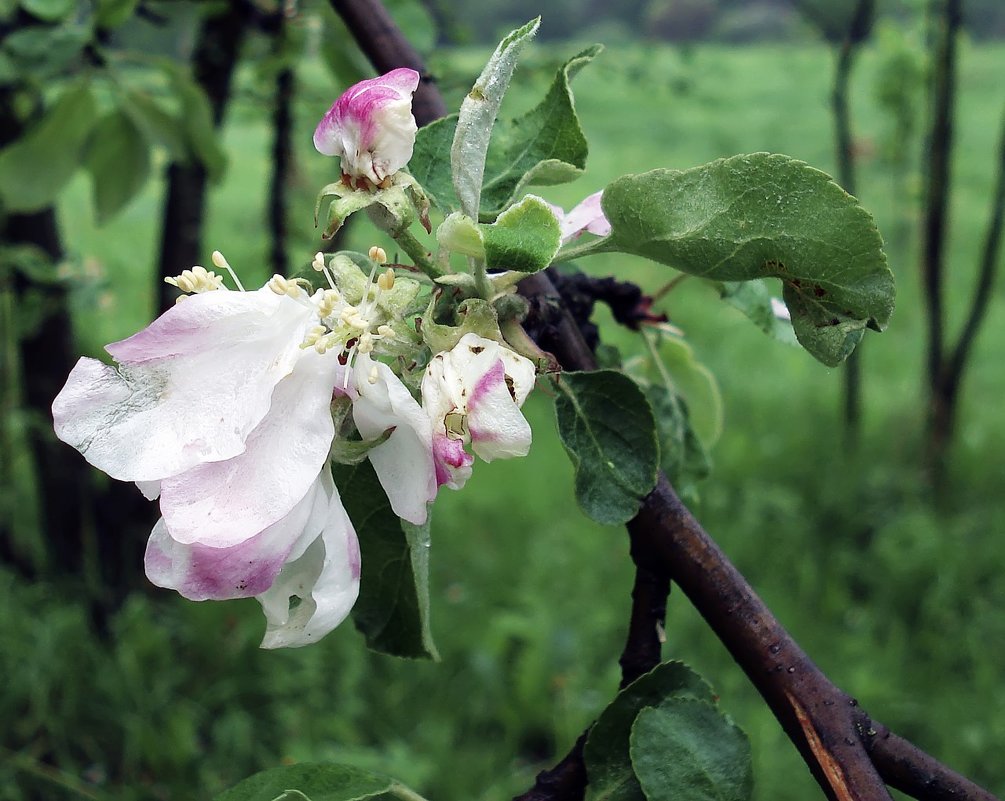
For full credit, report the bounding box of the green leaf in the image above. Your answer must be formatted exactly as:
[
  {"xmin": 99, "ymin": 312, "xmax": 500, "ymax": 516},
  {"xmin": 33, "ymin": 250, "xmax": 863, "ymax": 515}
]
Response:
[
  {"xmin": 437, "ymin": 212, "xmax": 485, "ymax": 259},
  {"xmin": 19, "ymin": 0, "xmax": 73, "ymax": 22},
  {"xmin": 553, "ymin": 370, "xmax": 659, "ymax": 525},
  {"xmin": 3, "ymin": 22, "xmax": 89, "ymax": 74},
  {"xmin": 601, "ymin": 154, "xmax": 895, "ymax": 366},
  {"xmin": 168, "ymin": 67, "xmax": 226, "ymax": 181},
  {"xmin": 120, "ymin": 88, "xmax": 188, "ymax": 160},
  {"xmin": 480, "ymin": 45, "xmax": 600, "ymax": 217},
  {"xmin": 646, "ymin": 386, "xmax": 711, "ymax": 504},
  {"xmin": 451, "ymin": 17, "xmax": 540, "ymax": 219},
  {"xmin": 585, "ymin": 662, "xmax": 714, "ymax": 801},
  {"xmin": 481, "ymin": 194, "xmax": 561, "ymax": 273},
  {"xmin": 332, "ymin": 461, "xmax": 438, "ymax": 660},
  {"xmin": 329, "ymin": 428, "xmax": 394, "ymax": 466},
  {"xmin": 411, "ymin": 114, "xmax": 459, "ymax": 211},
  {"xmin": 630, "ymin": 699, "xmax": 753, "ymax": 801},
  {"xmin": 657, "ymin": 336, "xmax": 722, "ymax": 447},
  {"xmin": 716, "ymin": 279, "xmax": 798, "ymax": 348},
  {"xmin": 0, "ymin": 81, "xmax": 98, "ymax": 213},
  {"xmin": 95, "ymin": 0, "xmax": 140, "ymax": 28},
  {"xmin": 214, "ymin": 762, "xmax": 399, "ymax": 801},
  {"xmin": 84, "ymin": 109, "xmax": 151, "ymax": 224}
]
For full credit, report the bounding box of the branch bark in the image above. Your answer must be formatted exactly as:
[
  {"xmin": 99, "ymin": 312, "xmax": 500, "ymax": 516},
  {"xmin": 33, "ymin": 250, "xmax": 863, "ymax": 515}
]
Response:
[{"xmin": 335, "ymin": 4, "xmax": 999, "ymax": 800}]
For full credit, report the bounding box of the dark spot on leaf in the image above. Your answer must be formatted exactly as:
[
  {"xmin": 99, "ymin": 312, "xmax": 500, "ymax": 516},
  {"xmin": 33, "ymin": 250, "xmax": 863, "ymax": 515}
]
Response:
[
  {"xmin": 830, "ymin": 317, "xmax": 839, "ymax": 325},
  {"xmin": 764, "ymin": 258, "xmax": 786, "ymax": 274},
  {"xmin": 813, "ymin": 285, "xmax": 826, "ymax": 297}
]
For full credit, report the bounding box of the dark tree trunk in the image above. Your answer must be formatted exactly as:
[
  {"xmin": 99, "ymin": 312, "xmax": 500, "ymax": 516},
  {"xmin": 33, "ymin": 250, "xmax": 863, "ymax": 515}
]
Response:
[
  {"xmin": 832, "ymin": 0, "xmax": 875, "ymax": 448},
  {"xmin": 919, "ymin": 0, "xmax": 962, "ymax": 479},
  {"xmin": 268, "ymin": 18, "xmax": 295, "ymax": 278},
  {"xmin": 156, "ymin": 0, "xmax": 250, "ymax": 312}
]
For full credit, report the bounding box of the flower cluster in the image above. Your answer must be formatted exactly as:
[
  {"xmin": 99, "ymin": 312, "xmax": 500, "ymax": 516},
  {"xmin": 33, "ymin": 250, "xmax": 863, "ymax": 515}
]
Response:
[
  {"xmin": 52, "ymin": 70, "xmax": 541, "ymax": 648},
  {"xmin": 53, "ymin": 251, "xmax": 536, "ymax": 648}
]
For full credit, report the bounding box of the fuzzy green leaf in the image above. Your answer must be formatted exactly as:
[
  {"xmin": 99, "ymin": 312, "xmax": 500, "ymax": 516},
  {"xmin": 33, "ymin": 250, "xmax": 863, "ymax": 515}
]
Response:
[
  {"xmin": 84, "ymin": 109, "xmax": 151, "ymax": 224},
  {"xmin": 657, "ymin": 336, "xmax": 723, "ymax": 447},
  {"xmin": 553, "ymin": 370, "xmax": 659, "ymax": 525},
  {"xmin": 601, "ymin": 154, "xmax": 894, "ymax": 366},
  {"xmin": 451, "ymin": 17, "xmax": 539, "ymax": 219},
  {"xmin": 120, "ymin": 88, "xmax": 188, "ymax": 161},
  {"xmin": 630, "ymin": 699, "xmax": 753, "ymax": 801},
  {"xmin": 647, "ymin": 386, "xmax": 711, "ymax": 504},
  {"xmin": 480, "ymin": 45, "xmax": 599, "ymax": 217},
  {"xmin": 215, "ymin": 762, "xmax": 398, "ymax": 801},
  {"xmin": 585, "ymin": 662, "xmax": 714, "ymax": 801},
  {"xmin": 19, "ymin": 0, "xmax": 73, "ymax": 21},
  {"xmin": 332, "ymin": 461, "xmax": 437, "ymax": 660},
  {"xmin": 481, "ymin": 194, "xmax": 561, "ymax": 272},
  {"xmin": 717, "ymin": 279, "xmax": 798, "ymax": 347},
  {"xmin": 0, "ymin": 81, "xmax": 97, "ymax": 213}
]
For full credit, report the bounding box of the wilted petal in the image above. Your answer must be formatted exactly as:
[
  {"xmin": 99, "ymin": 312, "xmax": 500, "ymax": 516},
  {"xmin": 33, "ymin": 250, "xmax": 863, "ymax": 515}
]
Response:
[
  {"xmin": 467, "ymin": 359, "xmax": 533, "ymax": 463},
  {"xmin": 313, "ymin": 68, "xmax": 420, "ymax": 184},
  {"xmin": 352, "ymin": 353, "xmax": 435, "ymax": 525},
  {"xmin": 158, "ymin": 349, "xmax": 345, "ymax": 548},
  {"xmin": 423, "ymin": 333, "xmax": 536, "ymax": 481},
  {"xmin": 52, "ymin": 288, "xmax": 317, "ymax": 482},
  {"xmin": 144, "ymin": 473, "xmax": 331, "ymax": 602},
  {"xmin": 258, "ymin": 474, "xmax": 361, "ymax": 649}
]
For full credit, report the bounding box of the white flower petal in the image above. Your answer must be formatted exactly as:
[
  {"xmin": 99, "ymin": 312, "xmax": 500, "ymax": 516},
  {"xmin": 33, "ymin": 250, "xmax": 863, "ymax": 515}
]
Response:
[
  {"xmin": 159, "ymin": 348, "xmax": 345, "ymax": 547},
  {"xmin": 52, "ymin": 288, "xmax": 317, "ymax": 482},
  {"xmin": 352, "ymin": 353, "xmax": 435, "ymax": 525},
  {"xmin": 144, "ymin": 473, "xmax": 330, "ymax": 601},
  {"xmin": 467, "ymin": 357, "xmax": 533, "ymax": 463},
  {"xmin": 258, "ymin": 477, "xmax": 360, "ymax": 649}
]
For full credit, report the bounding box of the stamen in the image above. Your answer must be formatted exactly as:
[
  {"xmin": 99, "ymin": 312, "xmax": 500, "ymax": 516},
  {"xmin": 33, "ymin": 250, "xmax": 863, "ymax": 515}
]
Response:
[
  {"xmin": 267, "ymin": 274, "xmax": 306, "ymax": 298},
  {"xmin": 368, "ymin": 246, "xmax": 387, "ymax": 265},
  {"xmin": 377, "ymin": 268, "xmax": 395, "ymax": 292},
  {"xmin": 212, "ymin": 250, "xmax": 245, "ymax": 292},
  {"xmin": 164, "ymin": 265, "xmax": 224, "ymax": 293}
]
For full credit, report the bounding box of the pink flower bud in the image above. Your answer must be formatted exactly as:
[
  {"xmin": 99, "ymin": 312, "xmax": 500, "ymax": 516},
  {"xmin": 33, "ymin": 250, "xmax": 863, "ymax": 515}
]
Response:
[{"xmin": 313, "ymin": 67, "xmax": 420, "ymax": 185}]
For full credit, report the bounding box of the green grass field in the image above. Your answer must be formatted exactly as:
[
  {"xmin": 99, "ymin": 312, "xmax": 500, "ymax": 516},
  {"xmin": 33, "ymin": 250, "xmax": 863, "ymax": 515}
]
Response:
[{"xmin": 5, "ymin": 38, "xmax": 1005, "ymax": 801}]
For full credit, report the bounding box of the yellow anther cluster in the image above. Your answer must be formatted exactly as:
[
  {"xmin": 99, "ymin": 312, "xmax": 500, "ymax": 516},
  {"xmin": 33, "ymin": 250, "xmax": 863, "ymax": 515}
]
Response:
[
  {"xmin": 368, "ymin": 246, "xmax": 387, "ymax": 265},
  {"xmin": 377, "ymin": 268, "xmax": 395, "ymax": 292},
  {"xmin": 311, "ymin": 252, "xmax": 327, "ymax": 273},
  {"xmin": 164, "ymin": 265, "xmax": 225, "ymax": 294},
  {"xmin": 267, "ymin": 274, "xmax": 307, "ymax": 298},
  {"xmin": 317, "ymin": 288, "xmax": 342, "ymax": 318}
]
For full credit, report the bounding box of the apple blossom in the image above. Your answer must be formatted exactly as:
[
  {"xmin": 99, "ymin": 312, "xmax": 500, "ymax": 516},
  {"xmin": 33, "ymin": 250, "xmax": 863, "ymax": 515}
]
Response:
[
  {"xmin": 550, "ymin": 190, "xmax": 611, "ymax": 242},
  {"xmin": 422, "ymin": 333, "xmax": 537, "ymax": 491},
  {"xmin": 52, "ymin": 251, "xmax": 436, "ymax": 647},
  {"xmin": 313, "ymin": 67, "xmax": 420, "ymax": 187}
]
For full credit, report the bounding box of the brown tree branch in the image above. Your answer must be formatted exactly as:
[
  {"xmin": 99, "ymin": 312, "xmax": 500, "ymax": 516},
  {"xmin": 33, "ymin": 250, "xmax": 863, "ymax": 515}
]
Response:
[
  {"xmin": 335, "ymin": 4, "xmax": 999, "ymax": 800},
  {"xmin": 328, "ymin": 0, "xmax": 447, "ymax": 124}
]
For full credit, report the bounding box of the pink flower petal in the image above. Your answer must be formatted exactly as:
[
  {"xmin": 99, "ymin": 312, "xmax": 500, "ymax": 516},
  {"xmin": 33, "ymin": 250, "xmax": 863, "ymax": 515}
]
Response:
[
  {"xmin": 52, "ymin": 288, "xmax": 317, "ymax": 483},
  {"xmin": 158, "ymin": 349, "xmax": 345, "ymax": 548}
]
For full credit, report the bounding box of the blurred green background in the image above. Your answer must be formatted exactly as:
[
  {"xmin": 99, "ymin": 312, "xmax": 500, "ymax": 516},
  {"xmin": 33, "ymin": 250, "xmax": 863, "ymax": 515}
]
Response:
[{"xmin": 2, "ymin": 1, "xmax": 1004, "ymax": 800}]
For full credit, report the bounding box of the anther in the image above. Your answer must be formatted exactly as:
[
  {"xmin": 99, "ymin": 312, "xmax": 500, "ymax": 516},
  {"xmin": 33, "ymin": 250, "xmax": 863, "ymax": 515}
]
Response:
[
  {"xmin": 368, "ymin": 246, "xmax": 387, "ymax": 265},
  {"xmin": 212, "ymin": 250, "xmax": 246, "ymax": 292},
  {"xmin": 312, "ymin": 252, "xmax": 326, "ymax": 272},
  {"xmin": 377, "ymin": 268, "xmax": 395, "ymax": 292}
]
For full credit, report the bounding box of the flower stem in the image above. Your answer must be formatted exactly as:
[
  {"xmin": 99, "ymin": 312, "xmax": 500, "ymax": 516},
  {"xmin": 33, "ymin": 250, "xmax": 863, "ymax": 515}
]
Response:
[
  {"xmin": 393, "ymin": 227, "xmax": 442, "ymax": 278},
  {"xmin": 472, "ymin": 257, "xmax": 492, "ymax": 300},
  {"xmin": 501, "ymin": 317, "xmax": 558, "ymax": 372},
  {"xmin": 553, "ymin": 235, "xmax": 616, "ymax": 263}
]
